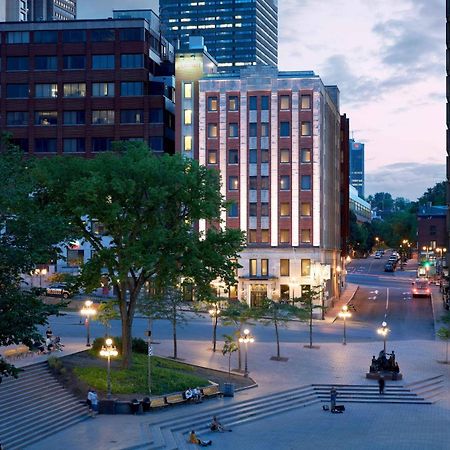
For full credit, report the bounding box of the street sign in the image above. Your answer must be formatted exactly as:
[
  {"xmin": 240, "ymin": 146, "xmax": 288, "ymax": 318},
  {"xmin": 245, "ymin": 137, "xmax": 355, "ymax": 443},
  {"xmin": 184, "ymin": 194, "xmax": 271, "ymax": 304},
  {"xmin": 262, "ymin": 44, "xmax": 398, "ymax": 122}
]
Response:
[{"xmin": 148, "ymin": 346, "xmax": 153, "ymax": 356}]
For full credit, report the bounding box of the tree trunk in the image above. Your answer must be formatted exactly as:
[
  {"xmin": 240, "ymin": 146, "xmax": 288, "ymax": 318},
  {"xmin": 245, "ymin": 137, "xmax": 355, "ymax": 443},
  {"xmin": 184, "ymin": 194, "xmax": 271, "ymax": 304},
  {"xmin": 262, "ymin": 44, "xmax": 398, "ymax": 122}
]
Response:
[
  {"xmin": 172, "ymin": 317, "xmax": 177, "ymax": 359},
  {"xmin": 236, "ymin": 329, "xmax": 242, "ymax": 370},
  {"xmin": 228, "ymin": 354, "xmax": 231, "ymax": 380},
  {"xmin": 275, "ymin": 320, "xmax": 280, "ymax": 359},
  {"xmin": 309, "ymin": 309, "xmax": 313, "ymax": 348},
  {"xmin": 121, "ymin": 314, "xmax": 133, "ymax": 369},
  {"xmin": 212, "ymin": 315, "xmax": 218, "ymax": 352},
  {"xmin": 118, "ymin": 283, "xmax": 139, "ymax": 369}
]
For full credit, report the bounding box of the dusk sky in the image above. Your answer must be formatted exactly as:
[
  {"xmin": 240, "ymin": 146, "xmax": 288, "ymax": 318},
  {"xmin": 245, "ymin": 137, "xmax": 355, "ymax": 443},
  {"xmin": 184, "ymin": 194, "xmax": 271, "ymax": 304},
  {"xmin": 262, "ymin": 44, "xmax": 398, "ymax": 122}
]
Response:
[{"xmin": 78, "ymin": 0, "xmax": 446, "ymax": 201}]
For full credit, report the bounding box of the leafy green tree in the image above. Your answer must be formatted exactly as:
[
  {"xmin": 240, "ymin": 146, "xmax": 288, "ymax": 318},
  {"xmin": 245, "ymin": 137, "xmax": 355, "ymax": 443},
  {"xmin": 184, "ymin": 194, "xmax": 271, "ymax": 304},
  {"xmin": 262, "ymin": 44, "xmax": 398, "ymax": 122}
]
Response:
[
  {"xmin": 222, "ymin": 334, "xmax": 238, "ymax": 380},
  {"xmin": 95, "ymin": 300, "xmax": 120, "ymax": 337},
  {"xmin": 297, "ymin": 286, "xmax": 324, "ymax": 349},
  {"xmin": 29, "ymin": 142, "xmax": 244, "ymax": 368},
  {"xmin": 418, "ymin": 181, "xmax": 446, "ymax": 206}
]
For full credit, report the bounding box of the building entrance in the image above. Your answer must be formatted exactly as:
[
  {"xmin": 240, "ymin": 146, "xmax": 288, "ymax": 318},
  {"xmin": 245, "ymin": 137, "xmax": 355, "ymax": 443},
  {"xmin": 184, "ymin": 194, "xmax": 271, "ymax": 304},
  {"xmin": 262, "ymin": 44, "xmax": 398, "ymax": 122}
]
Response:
[{"xmin": 250, "ymin": 284, "xmax": 267, "ymax": 307}]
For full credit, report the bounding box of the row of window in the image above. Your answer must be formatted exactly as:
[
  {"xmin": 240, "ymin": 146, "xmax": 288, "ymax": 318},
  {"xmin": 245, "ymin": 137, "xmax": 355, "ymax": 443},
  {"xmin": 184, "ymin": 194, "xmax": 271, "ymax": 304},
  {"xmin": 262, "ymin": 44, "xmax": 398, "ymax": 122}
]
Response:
[
  {"xmin": 228, "ymin": 175, "xmax": 312, "ymax": 191},
  {"xmin": 4, "ymin": 82, "xmax": 144, "ymax": 98},
  {"xmin": 247, "ymin": 229, "xmax": 311, "ymax": 245},
  {"xmin": 207, "ymin": 148, "xmax": 312, "ymax": 165},
  {"xmin": 3, "ymin": 28, "xmax": 144, "ymax": 44},
  {"xmin": 249, "ymin": 259, "xmax": 312, "ymax": 277},
  {"xmin": 204, "ymin": 94, "xmax": 312, "ymax": 111},
  {"xmin": 6, "ymin": 109, "xmax": 163, "ymax": 126},
  {"xmin": 2, "ymin": 54, "xmax": 145, "ymax": 71},
  {"xmin": 227, "ymin": 202, "xmax": 312, "ymax": 218},
  {"xmin": 206, "ymin": 121, "xmax": 312, "ymax": 138}
]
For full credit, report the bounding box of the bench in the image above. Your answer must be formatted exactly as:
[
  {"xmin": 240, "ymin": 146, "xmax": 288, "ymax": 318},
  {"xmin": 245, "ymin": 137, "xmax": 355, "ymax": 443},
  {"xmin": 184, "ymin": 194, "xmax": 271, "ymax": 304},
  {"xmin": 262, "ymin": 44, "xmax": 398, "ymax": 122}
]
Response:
[
  {"xmin": 150, "ymin": 397, "xmax": 168, "ymax": 409},
  {"xmin": 3, "ymin": 345, "xmax": 30, "ymax": 360},
  {"xmin": 166, "ymin": 393, "xmax": 187, "ymax": 405},
  {"xmin": 201, "ymin": 385, "xmax": 223, "ymax": 399}
]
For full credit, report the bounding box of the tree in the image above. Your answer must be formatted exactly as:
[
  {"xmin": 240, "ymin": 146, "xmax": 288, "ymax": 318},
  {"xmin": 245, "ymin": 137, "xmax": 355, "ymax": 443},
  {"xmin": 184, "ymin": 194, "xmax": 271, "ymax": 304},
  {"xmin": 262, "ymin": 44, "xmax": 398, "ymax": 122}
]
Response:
[
  {"xmin": 418, "ymin": 181, "xmax": 446, "ymax": 206},
  {"xmin": 297, "ymin": 286, "xmax": 324, "ymax": 349},
  {"xmin": 222, "ymin": 334, "xmax": 238, "ymax": 380},
  {"xmin": 254, "ymin": 298, "xmax": 305, "ymax": 361},
  {"xmin": 29, "ymin": 143, "xmax": 244, "ymax": 368},
  {"xmin": 95, "ymin": 300, "xmax": 120, "ymax": 337}
]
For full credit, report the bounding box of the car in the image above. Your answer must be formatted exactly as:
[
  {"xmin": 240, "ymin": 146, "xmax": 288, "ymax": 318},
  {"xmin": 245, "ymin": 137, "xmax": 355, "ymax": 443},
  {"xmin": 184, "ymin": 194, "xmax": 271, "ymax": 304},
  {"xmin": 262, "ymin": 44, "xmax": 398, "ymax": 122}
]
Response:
[
  {"xmin": 412, "ymin": 279, "xmax": 431, "ymax": 298},
  {"xmin": 384, "ymin": 263, "xmax": 395, "ymax": 272},
  {"xmin": 374, "ymin": 253, "xmax": 381, "ymax": 259},
  {"xmin": 45, "ymin": 283, "xmax": 73, "ymax": 299}
]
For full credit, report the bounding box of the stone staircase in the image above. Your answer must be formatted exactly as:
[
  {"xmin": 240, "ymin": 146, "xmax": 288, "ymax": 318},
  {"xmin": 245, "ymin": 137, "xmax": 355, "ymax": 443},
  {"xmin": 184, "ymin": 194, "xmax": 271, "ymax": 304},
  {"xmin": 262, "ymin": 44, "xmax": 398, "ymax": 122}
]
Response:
[
  {"xmin": 0, "ymin": 361, "xmax": 88, "ymax": 450},
  {"xmin": 135, "ymin": 376, "xmax": 443, "ymax": 450}
]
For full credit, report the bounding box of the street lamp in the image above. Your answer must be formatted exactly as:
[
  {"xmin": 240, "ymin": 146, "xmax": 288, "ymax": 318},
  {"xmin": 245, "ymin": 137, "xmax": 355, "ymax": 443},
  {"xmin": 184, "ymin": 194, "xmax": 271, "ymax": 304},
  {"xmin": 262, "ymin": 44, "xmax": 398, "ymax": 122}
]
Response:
[
  {"xmin": 99, "ymin": 337, "xmax": 118, "ymax": 399},
  {"xmin": 377, "ymin": 321, "xmax": 389, "ymax": 353},
  {"xmin": 80, "ymin": 300, "xmax": 96, "ymax": 347},
  {"xmin": 238, "ymin": 328, "xmax": 255, "ymax": 377},
  {"xmin": 208, "ymin": 305, "xmax": 221, "ymax": 352},
  {"xmin": 338, "ymin": 304, "xmax": 351, "ymax": 345},
  {"xmin": 34, "ymin": 268, "xmax": 48, "ymax": 288}
]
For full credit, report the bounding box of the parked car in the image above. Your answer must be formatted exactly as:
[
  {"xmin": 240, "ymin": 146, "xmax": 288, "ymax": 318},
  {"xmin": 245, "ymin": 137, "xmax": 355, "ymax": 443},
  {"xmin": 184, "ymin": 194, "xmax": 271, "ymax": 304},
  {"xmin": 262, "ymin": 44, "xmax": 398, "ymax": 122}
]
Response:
[
  {"xmin": 412, "ymin": 279, "xmax": 431, "ymax": 298},
  {"xmin": 45, "ymin": 283, "xmax": 74, "ymax": 299},
  {"xmin": 384, "ymin": 263, "xmax": 395, "ymax": 272}
]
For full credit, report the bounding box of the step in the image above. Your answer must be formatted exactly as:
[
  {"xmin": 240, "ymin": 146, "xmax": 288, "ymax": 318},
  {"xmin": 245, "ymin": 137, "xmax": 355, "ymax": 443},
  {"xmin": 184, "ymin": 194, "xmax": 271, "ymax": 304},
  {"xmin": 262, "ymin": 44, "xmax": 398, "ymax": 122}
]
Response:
[
  {"xmin": 404, "ymin": 375, "xmax": 444, "ymax": 388},
  {"xmin": 0, "ymin": 369, "xmax": 53, "ymax": 389},
  {"xmin": 319, "ymin": 399, "xmax": 431, "ymax": 405},
  {"xmin": 0, "ymin": 362, "xmax": 49, "ymax": 381}
]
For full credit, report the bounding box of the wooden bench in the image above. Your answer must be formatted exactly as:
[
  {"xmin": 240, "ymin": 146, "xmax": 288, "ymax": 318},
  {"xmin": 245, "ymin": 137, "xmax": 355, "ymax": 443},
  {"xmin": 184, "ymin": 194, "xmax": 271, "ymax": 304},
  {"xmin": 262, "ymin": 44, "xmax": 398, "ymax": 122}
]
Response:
[
  {"xmin": 3, "ymin": 345, "xmax": 30, "ymax": 360},
  {"xmin": 166, "ymin": 393, "xmax": 187, "ymax": 405},
  {"xmin": 150, "ymin": 397, "xmax": 168, "ymax": 409},
  {"xmin": 201, "ymin": 385, "xmax": 223, "ymax": 399}
]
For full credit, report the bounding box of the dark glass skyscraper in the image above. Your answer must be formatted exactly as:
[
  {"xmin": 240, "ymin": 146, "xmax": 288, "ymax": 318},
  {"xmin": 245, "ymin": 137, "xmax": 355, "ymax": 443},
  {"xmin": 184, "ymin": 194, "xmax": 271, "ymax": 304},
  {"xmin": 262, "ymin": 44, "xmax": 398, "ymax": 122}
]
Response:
[
  {"xmin": 349, "ymin": 138, "xmax": 365, "ymax": 199},
  {"xmin": 160, "ymin": 0, "xmax": 278, "ymax": 72}
]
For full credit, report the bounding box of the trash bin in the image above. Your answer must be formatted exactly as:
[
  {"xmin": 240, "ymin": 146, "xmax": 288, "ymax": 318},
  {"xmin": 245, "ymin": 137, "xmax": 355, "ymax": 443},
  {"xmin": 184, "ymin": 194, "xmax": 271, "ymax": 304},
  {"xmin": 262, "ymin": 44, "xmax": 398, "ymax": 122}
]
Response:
[
  {"xmin": 142, "ymin": 397, "xmax": 151, "ymax": 412},
  {"xmin": 130, "ymin": 399, "xmax": 141, "ymax": 415},
  {"xmin": 223, "ymin": 383, "xmax": 235, "ymax": 397}
]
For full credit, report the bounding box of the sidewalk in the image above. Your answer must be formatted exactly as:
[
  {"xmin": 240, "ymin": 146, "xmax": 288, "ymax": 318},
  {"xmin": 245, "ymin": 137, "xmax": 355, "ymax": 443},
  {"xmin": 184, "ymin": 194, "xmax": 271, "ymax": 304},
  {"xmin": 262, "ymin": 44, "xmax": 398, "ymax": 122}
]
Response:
[{"xmin": 325, "ymin": 283, "xmax": 359, "ymax": 324}]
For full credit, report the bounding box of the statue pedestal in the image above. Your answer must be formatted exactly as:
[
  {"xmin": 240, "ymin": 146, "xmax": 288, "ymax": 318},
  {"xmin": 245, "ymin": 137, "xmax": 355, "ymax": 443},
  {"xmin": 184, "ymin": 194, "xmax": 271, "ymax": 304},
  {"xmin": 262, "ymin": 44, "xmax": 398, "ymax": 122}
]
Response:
[{"xmin": 366, "ymin": 371, "xmax": 402, "ymax": 381}]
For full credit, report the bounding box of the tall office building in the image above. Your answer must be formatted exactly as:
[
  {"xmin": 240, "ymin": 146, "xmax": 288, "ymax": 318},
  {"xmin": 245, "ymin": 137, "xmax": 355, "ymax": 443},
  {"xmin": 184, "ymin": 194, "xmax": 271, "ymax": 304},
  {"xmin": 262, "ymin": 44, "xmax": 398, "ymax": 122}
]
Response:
[
  {"xmin": 0, "ymin": 0, "xmax": 30, "ymax": 22},
  {"xmin": 349, "ymin": 138, "xmax": 365, "ymax": 198},
  {"xmin": 160, "ymin": 0, "xmax": 278, "ymax": 72},
  {"xmin": 0, "ymin": 0, "xmax": 77, "ymax": 22}
]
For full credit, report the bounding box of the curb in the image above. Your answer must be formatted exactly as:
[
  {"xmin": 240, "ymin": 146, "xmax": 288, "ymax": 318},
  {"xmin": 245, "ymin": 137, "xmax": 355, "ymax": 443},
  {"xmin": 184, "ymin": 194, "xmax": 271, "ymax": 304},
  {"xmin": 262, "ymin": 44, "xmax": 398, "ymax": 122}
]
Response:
[{"xmin": 331, "ymin": 285, "xmax": 360, "ymax": 324}]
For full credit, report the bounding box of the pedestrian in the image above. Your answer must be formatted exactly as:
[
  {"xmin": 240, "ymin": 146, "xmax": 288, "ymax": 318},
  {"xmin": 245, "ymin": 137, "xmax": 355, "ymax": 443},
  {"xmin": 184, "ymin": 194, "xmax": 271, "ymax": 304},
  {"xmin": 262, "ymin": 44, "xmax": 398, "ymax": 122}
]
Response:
[
  {"xmin": 188, "ymin": 430, "xmax": 212, "ymax": 446},
  {"xmin": 378, "ymin": 376, "xmax": 385, "ymax": 395},
  {"xmin": 87, "ymin": 388, "xmax": 98, "ymax": 417},
  {"xmin": 46, "ymin": 326, "xmax": 53, "ymax": 338},
  {"xmin": 330, "ymin": 387, "xmax": 337, "ymax": 411}
]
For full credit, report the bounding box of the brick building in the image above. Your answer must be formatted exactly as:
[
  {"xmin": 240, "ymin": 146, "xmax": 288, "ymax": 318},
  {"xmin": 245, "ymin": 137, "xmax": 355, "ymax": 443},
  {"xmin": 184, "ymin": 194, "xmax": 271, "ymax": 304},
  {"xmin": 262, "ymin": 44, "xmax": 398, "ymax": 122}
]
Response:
[
  {"xmin": 0, "ymin": 17, "xmax": 175, "ymax": 156},
  {"xmin": 176, "ymin": 40, "xmax": 342, "ymax": 308},
  {"xmin": 417, "ymin": 204, "xmax": 448, "ymax": 251}
]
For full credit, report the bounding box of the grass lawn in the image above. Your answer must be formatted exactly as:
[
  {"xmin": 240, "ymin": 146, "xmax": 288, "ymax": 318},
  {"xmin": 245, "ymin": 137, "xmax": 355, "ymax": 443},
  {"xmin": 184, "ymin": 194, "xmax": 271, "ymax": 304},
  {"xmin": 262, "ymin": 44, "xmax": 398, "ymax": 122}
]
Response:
[{"xmin": 72, "ymin": 353, "xmax": 209, "ymax": 396}]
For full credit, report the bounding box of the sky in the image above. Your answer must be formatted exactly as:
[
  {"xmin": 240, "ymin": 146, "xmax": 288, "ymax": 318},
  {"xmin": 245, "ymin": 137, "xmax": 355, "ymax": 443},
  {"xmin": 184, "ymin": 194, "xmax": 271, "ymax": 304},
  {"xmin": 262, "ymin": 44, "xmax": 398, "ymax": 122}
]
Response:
[{"xmin": 77, "ymin": 0, "xmax": 446, "ymax": 201}]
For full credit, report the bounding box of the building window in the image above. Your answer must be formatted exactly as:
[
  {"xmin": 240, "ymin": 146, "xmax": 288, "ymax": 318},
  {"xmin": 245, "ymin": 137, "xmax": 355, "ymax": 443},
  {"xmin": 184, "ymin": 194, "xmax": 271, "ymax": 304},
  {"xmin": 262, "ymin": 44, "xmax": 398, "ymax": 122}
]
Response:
[
  {"xmin": 7, "ymin": 56, "xmax": 28, "ymax": 71},
  {"xmin": 208, "ymin": 150, "xmax": 217, "ymax": 164},
  {"xmin": 67, "ymin": 249, "xmax": 84, "ymax": 266},
  {"xmin": 92, "ymin": 54, "xmax": 115, "ymax": 69},
  {"xmin": 149, "ymin": 109, "xmax": 164, "ymax": 123},
  {"xmin": 35, "ymin": 56, "xmax": 57, "ymax": 70},
  {"xmin": 149, "ymin": 137, "xmax": 163, "ymax": 152},
  {"xmin": 280, "ymin": 95, "xmax": 290, "ymax": 110},
  {"xmin": 92, "ymin": 137, "xmax": 112, "ymax": 152},
  {"xmin": 34, "ymin": 31, "xmax": 57, "ymax": 44},
  {"xmin": 301, "ymin": 148, "xmax": 311, "ymax": 163},
  {"xmin": 250, "ymin": 259, "xmax": 257, "ymax": 276},
  {"xmin": 248, "ymin": 230, "xmax": 257, "ymax": 243},
  {"xmin": 301, "ymin": 121, "xmax": 312, "ymax": 136},
  {"xmin": 261, "ymin": 95, "xmax": 269, "ymax": 110},
  {"xmin": 301, "ymin": 95, "xmax": 311, "ymax": 109},
  {"xmin": 261, "ymin": 123, "xmax": 269, "ymax": 137},
  {"xmin": 261, "ymin": 259, "xmax": 269, "ymax": 276},
  {"xmin": 249, "ymin": 96, "xmax": 257, "ymax": 110},
  {"xmin": 208, "ymin": 123, "xmax": 218, "ymax": 138},
  {"xmin": 34, "ymin": 138, "xmax": 57, "ymax": 153},
  {"xmin": 280, "ymin": 259, "xmax": 290, "ymax": 276},
  {"xmin": 121, "ymin": 82, "xmax": 144, "ymax": 96},
  {"xmin": 249, "ymin": 149, "xmax": 257, "ymax": 164},
  {"xmin": 261, "ymin": 176, "xmax": 269, "ymax": 190},
  {"xmin": 280, "ymin": 149, "xmax": 290, "ymax": 163},
  {"xmin": 228, "ymin": 176, "xmax": 239, "ymax": 191},
  {"xmin": 280, "ymin": 229, "xmax": 290, "ymax": 243},
  {"xmin": 120, "ymin": 54, "xmax": 143, "ymax": 69},
  {"xmin": 6, "ymin": 112, "xmax": 28, "ymax": 126},
  {"xmin": 62, "ymin": 30, "xmax": 86, "ymax": 43},
  {"xmin": 207, "ymin": 96, "xmax": 217, "ymax": 111},
  {"xmin": 301, "ymin": 229, "xmax": 311, "ymax": 243},
  {"xmin": 229, "ymin": 123, "xmax": 239, "ymax": 138},
  {"xmin": 184, "ymin": 136, "xmax": 192, "ymax": 151},
  {"xmin": 249, "ymin": 176, "xmax": 257, "ymax": 190},
  {"xmin": 261, "ymin": 203, "xmax": 269, "ymax": 217},
  {"xmin": 184, "ymin": 82, "xmax": 192, "ymax": 99},
  {"xmin": 63, "ymin": 55, "xmax": 86, "ymax": 70},
  {"xmin": 280, "ymin": 122, "xmax": 290, "ymax": 137},
  {"xmin": 7, "ymin": 31, "xmax": 29, "ymax": 44},
  {"xmin": 119, "ymin": 28, "xmax": 144, "ymax": 41},
  {"xmin": 249, "ymin": 123, "xmax": 258, "ymax": 137},
  {"xmin": 228, "ymin": 202, "xmax": 239, "ymax": 218},
  {"xmin": 63, "ymin": 138, "xmax": 85, "ymax": 153},
  {"xmin": 280, "ymin": 175, "xmax": 290, "ymax": 191},
  {"xmin": 301, "ymin": 259, "xmax": 311, "ymax": 276},
  {"xmin": 430, "ymin": 225, "xmax": 437, "ymax": 236},
  {"xmin": 261, "ymin": 149, "xmax": 269, "ymax": 163},
  {"xmin": 6, "ymin": 84, "xmax": 28, "ymax": 98},
  {"xmin": 92, "ymin": 82, "xmax": 114, "ymax": 97},
  {"xmin": 301, "ymin": 175, "xmax": 311, "ymax": 190},
  {"xmin": 228, "ymin": 95, "xmax": 239, "ymax": 111},
  {"xmin": 249, "ymin": 203, "xmax": 257, "ymax": 217},
  {"xmin": 301, "ymin": 203, "xmax": 311, "ymax": 216},
  {"xmin": 91, "ymin": 29, "xmax": 115, "ymax": 42},
  {"xmin": 64, "ymin": 111, "xmax": 85, "ymax": 125},
  {"xmin": 229, "ymin": 149, "xmax": 239, "ymax": 164},
  {"xmin": 261, "ymin": 229, "xmax": 270, "ymax": 243},
  {"xmin": 35, "ymin": 83, "xmax": 57, "ymax": 98},
  {"xmin": 280, "ymin": 203, "xmax": 290, "ymax": 217},
  {"xmin": 63, "ymin": 83, "xmax": 86, "ymax": 98},
  {"xmin": 92, "ymin": 110, "xmax": 115, "ymax": 125},
  {"xmin": 183, "ymin": 109, "xmax": 192, "ymax": 125},
  {"xmin": 120, "ymin": 110, "xmax": 144, "ymax": 124},
  {"xmin": 35, "ymin": 111, "xmax": 57, "ymax": 126}
]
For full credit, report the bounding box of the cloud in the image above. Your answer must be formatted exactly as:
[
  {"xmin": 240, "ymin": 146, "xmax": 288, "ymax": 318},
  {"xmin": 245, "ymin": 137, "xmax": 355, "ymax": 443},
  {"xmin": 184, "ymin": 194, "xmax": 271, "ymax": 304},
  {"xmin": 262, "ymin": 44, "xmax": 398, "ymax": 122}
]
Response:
[{"xmin": 366, "ymin": 162, "xmax": 446, "ymax": 200}]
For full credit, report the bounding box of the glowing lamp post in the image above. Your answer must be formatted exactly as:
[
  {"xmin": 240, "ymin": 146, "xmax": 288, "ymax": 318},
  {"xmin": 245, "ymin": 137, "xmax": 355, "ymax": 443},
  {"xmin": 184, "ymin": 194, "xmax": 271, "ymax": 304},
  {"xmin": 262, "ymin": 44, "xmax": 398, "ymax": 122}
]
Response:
[
  {"xmin": 377, "ymin": 321, "xmax": 389, "ymax": 353},
  {"xmin": 208, "ymin": 306, "xmax": 221, "ymax": 352},
  {"xmin": 239, "ymin": 329, "xmax": 255, "ymax": 378},
  {"xmin": 35, "ymin": 268, "xmax": 48, "ymax": 288},
  {"xmin": 100, "ymin": 338, "xmax": 118, "ymax": 399},
  {"xmin": 338, "ymin": 304, "xmax": 352, "ymax": 345},
  {"xmin": 80, "ymin": 300, "xmax": 96, "ymax": 347}
]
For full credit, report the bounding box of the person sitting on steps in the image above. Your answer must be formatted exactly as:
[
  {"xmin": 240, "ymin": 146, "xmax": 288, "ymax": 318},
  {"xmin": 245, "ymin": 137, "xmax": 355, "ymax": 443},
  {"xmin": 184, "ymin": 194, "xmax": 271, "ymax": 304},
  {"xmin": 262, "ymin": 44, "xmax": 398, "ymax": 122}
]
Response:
[
  {"xmin": 210, "ymin": 416, "xmax": 232, "ymax": 432},
  {"xmin": 188, "ymin": 430, "xmax": 212, "ymax": 446}
]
